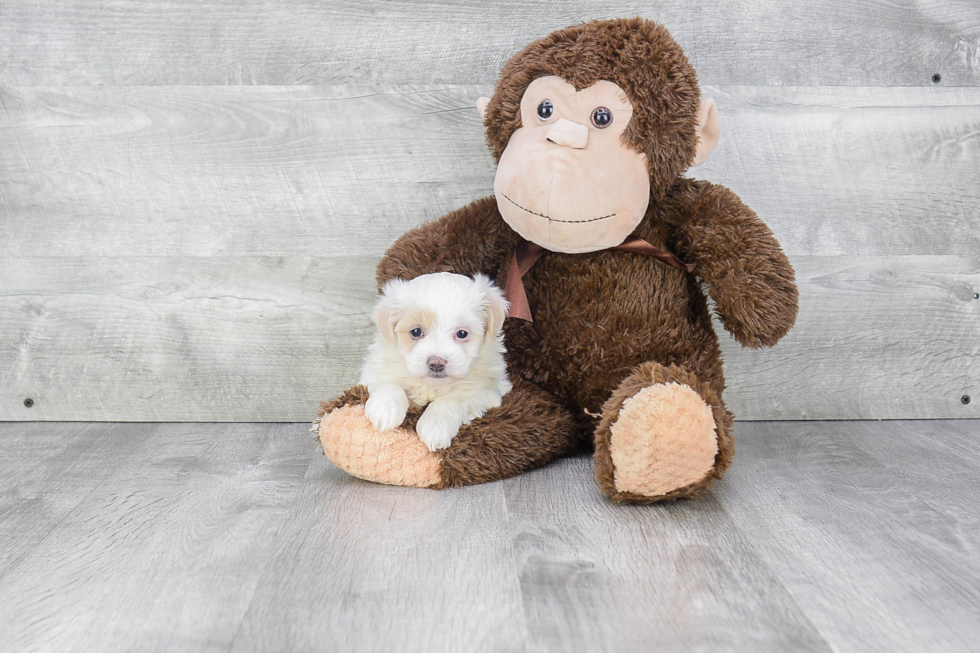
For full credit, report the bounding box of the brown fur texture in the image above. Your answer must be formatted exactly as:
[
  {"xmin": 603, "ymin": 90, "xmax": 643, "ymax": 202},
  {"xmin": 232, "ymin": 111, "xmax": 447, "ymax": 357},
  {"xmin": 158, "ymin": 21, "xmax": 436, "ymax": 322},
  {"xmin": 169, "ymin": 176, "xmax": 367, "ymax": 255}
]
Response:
[
  {"xmin": 319, "ymin": 18, "xmax": 798, "ymax": 503},
  {"xmin": 440, "ymin": 376, "xmax": 585, "ymax": 487},
  {"xmin": 593, "ymin": 362, "xmax": 734, "ymax": 504}
]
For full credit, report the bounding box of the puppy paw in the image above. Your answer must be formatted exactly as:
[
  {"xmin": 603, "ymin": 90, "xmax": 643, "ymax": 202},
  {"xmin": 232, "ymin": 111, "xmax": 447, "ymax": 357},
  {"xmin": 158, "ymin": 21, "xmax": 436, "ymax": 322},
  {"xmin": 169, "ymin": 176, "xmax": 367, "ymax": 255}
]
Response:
[
  {"xmin": 365, "ymin": 393, "xmax": 408, "ymax": 432},
  {"xmin": 416, "ymin": 407, "xmax": 461, "ymax": 451}
]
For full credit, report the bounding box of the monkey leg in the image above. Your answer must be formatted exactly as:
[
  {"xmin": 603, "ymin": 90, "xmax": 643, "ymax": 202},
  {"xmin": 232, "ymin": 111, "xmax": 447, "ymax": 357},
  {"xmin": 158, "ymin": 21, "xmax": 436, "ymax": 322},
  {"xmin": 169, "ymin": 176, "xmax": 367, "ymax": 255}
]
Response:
[
  {"xmin": 593, "ymin": 362, "xmax": 734, "ymax": 504},
  {"xmin": 316, "ymin": 377, "xmax": 582, "ymax": 489}
]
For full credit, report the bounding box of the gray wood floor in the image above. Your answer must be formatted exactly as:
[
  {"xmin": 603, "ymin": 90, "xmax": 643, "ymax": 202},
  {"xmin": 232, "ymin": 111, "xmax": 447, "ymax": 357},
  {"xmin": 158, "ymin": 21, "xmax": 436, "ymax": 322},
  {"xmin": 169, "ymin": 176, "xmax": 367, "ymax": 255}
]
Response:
[{"xmin": 1, "ymin": 420, "xmax": 978, "ymax": 652}]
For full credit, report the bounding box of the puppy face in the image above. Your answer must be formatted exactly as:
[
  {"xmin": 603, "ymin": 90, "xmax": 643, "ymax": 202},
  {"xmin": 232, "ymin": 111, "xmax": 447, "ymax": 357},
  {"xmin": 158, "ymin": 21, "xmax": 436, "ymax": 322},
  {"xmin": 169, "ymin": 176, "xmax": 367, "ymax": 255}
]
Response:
[
  {"xmin": 374, "ymin": 273, "xmax": 508, "ymax": 383},
  {"xmin": 392, "ymin": 306, "xmax": 486, "ymax": 381}
]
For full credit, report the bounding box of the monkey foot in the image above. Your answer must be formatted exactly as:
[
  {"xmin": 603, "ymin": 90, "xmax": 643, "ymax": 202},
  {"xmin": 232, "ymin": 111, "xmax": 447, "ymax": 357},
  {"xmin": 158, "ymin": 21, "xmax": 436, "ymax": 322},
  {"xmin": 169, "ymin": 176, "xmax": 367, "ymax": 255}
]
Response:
[
  {"xmin": 318, "ymin": 404, "xmax": 444, "ymax": 489},
  {"xmin": 609, "ymin": 382, "xmax": 717, "ymax": 498},
  {"xmin": 596, "ymin": 372, "xmax": 723, "ymax": 503}
]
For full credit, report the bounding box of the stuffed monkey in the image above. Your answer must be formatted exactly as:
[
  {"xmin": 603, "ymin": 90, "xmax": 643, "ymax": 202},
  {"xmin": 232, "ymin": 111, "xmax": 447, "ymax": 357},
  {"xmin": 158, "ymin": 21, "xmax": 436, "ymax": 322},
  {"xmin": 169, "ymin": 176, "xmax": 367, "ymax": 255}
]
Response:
[{"xmin": 317, "ymin": 18, "xmax": 798, "ymax": 503}]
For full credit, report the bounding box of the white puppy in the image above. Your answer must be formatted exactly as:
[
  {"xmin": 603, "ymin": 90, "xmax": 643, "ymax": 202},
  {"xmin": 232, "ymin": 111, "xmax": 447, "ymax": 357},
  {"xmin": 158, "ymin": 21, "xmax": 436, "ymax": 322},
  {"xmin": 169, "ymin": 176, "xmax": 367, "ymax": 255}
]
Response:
[{"xmin": 360, "ymin": 272, "xmax": 512, "ymax": 451}]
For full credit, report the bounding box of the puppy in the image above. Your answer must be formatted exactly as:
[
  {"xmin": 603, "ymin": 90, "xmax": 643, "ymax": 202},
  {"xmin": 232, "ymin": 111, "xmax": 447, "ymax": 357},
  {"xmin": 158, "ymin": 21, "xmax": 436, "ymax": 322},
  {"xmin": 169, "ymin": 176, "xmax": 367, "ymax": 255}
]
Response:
[{"xmin": 360, "ymin": 272, "xmax": 512, "ymax": 451}]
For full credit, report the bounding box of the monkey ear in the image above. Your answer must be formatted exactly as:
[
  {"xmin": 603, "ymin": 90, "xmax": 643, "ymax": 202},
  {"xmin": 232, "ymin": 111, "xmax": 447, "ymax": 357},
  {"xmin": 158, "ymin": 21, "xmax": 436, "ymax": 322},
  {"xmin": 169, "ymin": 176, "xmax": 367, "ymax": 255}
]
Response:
[
  {"xmin": 692, "ymin": 98, "xmax": 720, "ymax": 166},
  {"xmin": 476, "ymin": 97, "xmax": 491, "ymax": 120}
]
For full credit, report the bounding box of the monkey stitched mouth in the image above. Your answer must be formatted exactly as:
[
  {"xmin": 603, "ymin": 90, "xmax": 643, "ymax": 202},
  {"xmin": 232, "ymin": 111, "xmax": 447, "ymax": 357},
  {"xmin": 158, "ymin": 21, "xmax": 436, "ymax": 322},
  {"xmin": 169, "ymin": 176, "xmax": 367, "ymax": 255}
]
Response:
[{"xmin": 502, "ymin": 193, "xmax": 616, "ymax": 224}]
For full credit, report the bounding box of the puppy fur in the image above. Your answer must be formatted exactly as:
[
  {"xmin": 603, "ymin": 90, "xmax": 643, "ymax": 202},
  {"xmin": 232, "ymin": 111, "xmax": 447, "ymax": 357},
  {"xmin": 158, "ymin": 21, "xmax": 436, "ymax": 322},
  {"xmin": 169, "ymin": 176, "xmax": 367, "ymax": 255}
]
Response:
[{"xmin": 360, "ymin": 272, "xmax": 511, "ymax": 451}]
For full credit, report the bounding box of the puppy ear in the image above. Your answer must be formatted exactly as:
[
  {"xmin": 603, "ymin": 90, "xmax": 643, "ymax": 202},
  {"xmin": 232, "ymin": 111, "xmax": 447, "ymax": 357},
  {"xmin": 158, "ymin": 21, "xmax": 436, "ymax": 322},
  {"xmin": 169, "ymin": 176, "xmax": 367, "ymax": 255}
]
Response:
[
  {"xmin": 474, "ymin": 274, "xmax": 509, "ymax": 337},
  {"xmin": 373, "ymin": 303, "xmax": 395, "ymax": 342},
  {"xmin": 374, "ymin": 280, "xmax": 404, "ymax": 342}
]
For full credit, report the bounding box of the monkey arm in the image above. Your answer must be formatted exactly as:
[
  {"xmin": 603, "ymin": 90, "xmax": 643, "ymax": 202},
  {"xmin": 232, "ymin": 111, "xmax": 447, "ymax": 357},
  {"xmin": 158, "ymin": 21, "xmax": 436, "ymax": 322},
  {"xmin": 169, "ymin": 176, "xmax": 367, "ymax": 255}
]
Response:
[
  {"xmin": 375, "ymin": 196, "xmax": 515, "ymax": 289},
  {"xmin": 673, "ymin": 182, "xmax": 799, "ymax": 349}
]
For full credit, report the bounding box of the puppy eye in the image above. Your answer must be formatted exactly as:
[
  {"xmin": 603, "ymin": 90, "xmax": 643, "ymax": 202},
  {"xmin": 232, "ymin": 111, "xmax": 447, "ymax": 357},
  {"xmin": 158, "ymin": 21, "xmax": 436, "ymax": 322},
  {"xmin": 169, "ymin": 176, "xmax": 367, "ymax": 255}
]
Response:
[
  {"xmin": 455, "ymin": 330, "xmax": 469, "ymax": 340},
  {"xmin": 537, "ymin": 100, "xmax": 554, "ymax": 121},
  {"xmin": 409, "ymin": 327, "xmax": 423, "ymax": 339},
  {"xmin": 591, "ymin": 106, "xmax": 612, "ymax": 128}
]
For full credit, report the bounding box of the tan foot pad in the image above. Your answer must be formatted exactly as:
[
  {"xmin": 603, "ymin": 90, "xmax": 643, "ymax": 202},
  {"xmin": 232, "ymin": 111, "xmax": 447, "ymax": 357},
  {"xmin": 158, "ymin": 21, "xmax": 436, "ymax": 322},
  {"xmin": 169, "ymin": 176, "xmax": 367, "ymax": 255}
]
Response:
[
  {"xmin": 610, "ymin": 382, "xmax": 717, "ymax": 497},
  {"xmin": 318, "ymin": 404, "xmax": 442, "ymax": 488}
]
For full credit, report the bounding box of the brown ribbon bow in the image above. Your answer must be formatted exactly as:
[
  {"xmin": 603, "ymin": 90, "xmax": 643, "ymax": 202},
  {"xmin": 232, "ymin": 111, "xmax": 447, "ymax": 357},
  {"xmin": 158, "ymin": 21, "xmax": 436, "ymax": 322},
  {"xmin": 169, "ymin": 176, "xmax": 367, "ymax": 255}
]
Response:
[{"xmin": 503, "ymin": 238, "xmax": 696, "ymax": 322}]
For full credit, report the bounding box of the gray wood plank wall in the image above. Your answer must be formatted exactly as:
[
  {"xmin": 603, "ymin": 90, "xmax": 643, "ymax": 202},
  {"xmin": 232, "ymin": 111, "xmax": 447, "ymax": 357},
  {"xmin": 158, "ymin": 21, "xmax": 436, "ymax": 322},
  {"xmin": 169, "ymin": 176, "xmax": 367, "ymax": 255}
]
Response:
[{"xmin": 1, "ymin": 1, "xmax": 978, "ymax": 421}]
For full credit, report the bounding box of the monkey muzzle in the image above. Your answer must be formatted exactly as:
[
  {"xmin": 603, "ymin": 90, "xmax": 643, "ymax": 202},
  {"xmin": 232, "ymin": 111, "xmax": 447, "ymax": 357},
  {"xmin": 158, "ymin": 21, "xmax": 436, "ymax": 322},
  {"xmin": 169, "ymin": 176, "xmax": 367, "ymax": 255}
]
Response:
[{"xmin": 493, "ymin": 120, "xmax": 650, "ymax": 254}]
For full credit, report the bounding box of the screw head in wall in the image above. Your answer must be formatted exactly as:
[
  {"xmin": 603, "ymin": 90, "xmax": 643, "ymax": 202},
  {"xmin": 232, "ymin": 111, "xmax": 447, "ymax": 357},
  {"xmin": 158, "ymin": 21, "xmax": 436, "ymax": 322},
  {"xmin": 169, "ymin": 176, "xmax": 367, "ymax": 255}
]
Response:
[
  {"xmin": 963, "ymin": 395, "xmax": 972, "ymax": 405},
  {"xmin": 23, "ymin": 398, "xmax": 34, "ymax": 408},
  {"xmin": 932, "ymin": 73, "xmax": 942, "ymax": 83}
]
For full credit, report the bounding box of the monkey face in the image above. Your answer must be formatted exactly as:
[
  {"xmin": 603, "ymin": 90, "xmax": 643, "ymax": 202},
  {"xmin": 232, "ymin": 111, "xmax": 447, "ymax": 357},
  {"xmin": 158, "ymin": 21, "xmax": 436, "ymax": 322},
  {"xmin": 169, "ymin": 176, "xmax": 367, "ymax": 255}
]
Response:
[{"xmin": 492, "ymin": 76, "xmax": 651, "ymax": 254}]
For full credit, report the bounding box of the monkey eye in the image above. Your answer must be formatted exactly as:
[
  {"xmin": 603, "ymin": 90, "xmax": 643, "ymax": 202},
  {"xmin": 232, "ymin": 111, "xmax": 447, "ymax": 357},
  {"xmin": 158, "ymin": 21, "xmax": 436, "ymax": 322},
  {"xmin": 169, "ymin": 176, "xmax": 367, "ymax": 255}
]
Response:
[
  {"xmin": 409, "ymin": 327, "xmax": 423, "ymax": 339},
  {"xmin": 455, "ymin": 330, "xmax": 469, "ymax": 340},
  {"xmin": 536, "ymin": 100, "xmax": 554, "ymax": 121},
  {"xmin": 591, "ymin": 106, "xmax": 612, "ymax": 128}
]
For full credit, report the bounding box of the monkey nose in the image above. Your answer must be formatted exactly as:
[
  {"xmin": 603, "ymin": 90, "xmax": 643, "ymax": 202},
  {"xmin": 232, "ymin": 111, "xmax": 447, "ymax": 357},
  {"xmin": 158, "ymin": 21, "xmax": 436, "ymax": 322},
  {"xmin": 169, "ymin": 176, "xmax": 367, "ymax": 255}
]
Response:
[
  {"xmin": 427, "ymin": 356, "xmax": 447, "ymax": 373},
  {"xmin": 545, "ymin": 118, "xmax": 589, "ymax": 149}
]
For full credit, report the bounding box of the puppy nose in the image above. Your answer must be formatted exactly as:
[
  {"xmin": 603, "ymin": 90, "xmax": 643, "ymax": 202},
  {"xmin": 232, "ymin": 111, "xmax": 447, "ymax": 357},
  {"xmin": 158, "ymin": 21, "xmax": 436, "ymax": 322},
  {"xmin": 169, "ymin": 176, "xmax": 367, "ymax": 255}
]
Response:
[
  {"xmin": 546, "ymin": 118, "xmax": 589, "ymax": 149},
  {"xmin": 427, "ymin": 356, "xmax": 447, "ymax": 373}
]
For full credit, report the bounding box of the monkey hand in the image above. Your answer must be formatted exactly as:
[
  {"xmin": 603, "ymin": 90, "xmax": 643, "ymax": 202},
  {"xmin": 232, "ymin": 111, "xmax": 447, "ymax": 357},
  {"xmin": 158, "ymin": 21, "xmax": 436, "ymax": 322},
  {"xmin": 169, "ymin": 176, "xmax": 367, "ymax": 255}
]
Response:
[{"xmin": 678, "ymin": 182, "xmax": 799, "ymax": 348}]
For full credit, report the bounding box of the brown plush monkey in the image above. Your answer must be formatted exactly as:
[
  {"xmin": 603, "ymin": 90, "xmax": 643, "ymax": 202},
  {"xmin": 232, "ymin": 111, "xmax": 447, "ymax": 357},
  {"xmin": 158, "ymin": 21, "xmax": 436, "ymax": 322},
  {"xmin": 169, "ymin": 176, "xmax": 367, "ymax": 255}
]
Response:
[{"xmin": 316, "ymin": 18, "xmax": 798, "ymax": 503}]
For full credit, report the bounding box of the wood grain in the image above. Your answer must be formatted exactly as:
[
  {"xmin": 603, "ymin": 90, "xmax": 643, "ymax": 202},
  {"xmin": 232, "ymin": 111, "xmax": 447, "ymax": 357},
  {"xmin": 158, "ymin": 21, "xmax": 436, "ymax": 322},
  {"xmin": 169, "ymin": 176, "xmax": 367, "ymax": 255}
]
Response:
[
  {"xmin": 2, "ymin": 420, "xmax": 978, "ymax": 652},
  {"xmin": 2, "ymin": 72, "xmax": 978, "ymax": 422},
  {"xmin": 840, "ymin": 420, "xmax": 980, "ymax": 558},
  {"xmin": 2, "ymin": 85, "xmax": 978, "ymax": 258},
  {"xmin": 0, "ymin": 255, "xmax": 379, "ymax": 421},
  {"xmin": 0, "ymin": 85, "xmax": 496, "ymax": 259},
  {"xmin": 1, "ymin": 0, "xmax": 978, "ymax": 87},
  {"xmin": 0, "ymin": 422, "xmax": 155, "ymax": 573},
  {"xmin": 1, "ymin": 252, "xmax": 976, "ymax": 421},
  {"xmin": 0, "ymin": 422, "xmax": 313, "ymax": 652},
  {"xmin": 699, "ymin": 86, "xmax": 980, "ymax": 258},
  {"xmin": 502, "ymin": 460, "xmax": 830, "ymax": 652},
  {"xmin": 229, "ymin": 454, "xmax": 528, "ymax": 653},
  {"xmin": 719, "ymin": 420, "xmax": 980, "ymax": 652},
  {"xmin": 719, "ymin": 254, "xmax": 980, "ymax": 421}
]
